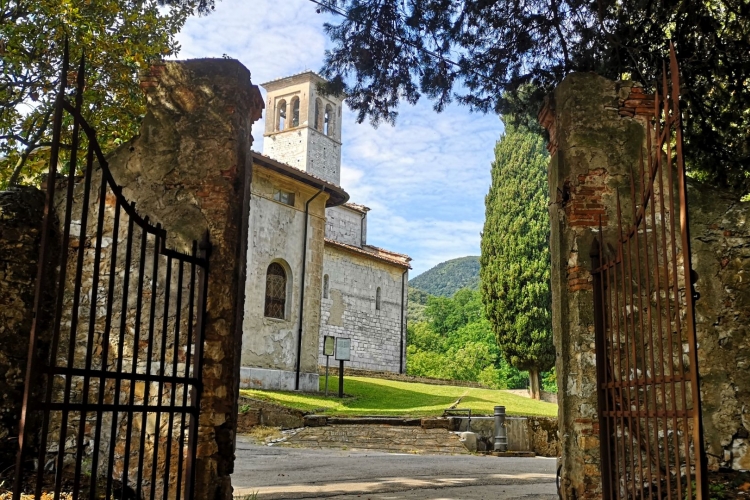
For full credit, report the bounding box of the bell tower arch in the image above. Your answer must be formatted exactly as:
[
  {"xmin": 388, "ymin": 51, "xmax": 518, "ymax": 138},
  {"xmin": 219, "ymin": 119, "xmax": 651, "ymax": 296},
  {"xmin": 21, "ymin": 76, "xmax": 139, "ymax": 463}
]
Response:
[{"xmin": 261, "ymin": 72, "xmax": 342, "ymax": 185}]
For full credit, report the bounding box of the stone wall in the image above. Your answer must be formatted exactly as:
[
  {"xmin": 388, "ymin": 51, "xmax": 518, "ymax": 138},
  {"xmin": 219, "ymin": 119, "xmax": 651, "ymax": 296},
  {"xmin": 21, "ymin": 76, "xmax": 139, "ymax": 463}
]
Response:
[
  {"xmin": 319, "ymin": 244, "xmax": 407, "ymax": 373},
  {"xmin": 0, "ymin": 187, "xmax": 55, "ymax": 470},
  {"xmin": 115, "ymin": 58, "xmax": 261, "ymax": 500},
  {"xmin": 25, "ymin": 59, "xmax": 262, "ymax": 500},
  {"xmin": 325, "ymin": 205, "xmax": 365, "ymax": 247},
  {"xmin": 689, "ymin": 182, "xmax": 750, "ymax": 470},
  {"xmin": 542, "ymin": 72, "xmax": 750, "ymax": 498},
  {"xmin": 240, "ymin": 163, "xmax": 328, "ymax": 391}
]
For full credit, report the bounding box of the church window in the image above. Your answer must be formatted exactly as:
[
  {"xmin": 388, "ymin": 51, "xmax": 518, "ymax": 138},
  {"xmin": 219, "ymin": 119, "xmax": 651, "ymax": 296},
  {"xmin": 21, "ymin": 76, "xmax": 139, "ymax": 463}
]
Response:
[
  {"xmin": 314, "ymin": 98, "xmax": 322, "ymax": 131},
  {"xmin": 376, "ymin": 287, "xmax": 381, "ymax": 310},
  {"xmin": 277, "ymin": 99, "xmax": 287, "ymax": 131},
  {"xmin": 323, "ymin": 274, "xmax": 329, "ymax": 299},
  {"xmin": 324, "ymin": 104, "xmax": 334, "ymax": 136},
  {"xmin": 273, "ymin": 188, "xmax": 295, "ymax": 206},
  {"xmin": 291, "ymin": 97, "xmax": 300, "ymax": 127},
  {"xmin": 265, "ymin": 263, "xmax": 287, "ymax": 319}
]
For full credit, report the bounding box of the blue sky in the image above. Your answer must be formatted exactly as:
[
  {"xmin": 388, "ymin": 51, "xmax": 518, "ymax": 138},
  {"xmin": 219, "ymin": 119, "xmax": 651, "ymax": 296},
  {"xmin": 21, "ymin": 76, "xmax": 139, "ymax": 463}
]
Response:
[{"xmin": 175, "ymin": 0, "xmax": 504, "ymax": 276}]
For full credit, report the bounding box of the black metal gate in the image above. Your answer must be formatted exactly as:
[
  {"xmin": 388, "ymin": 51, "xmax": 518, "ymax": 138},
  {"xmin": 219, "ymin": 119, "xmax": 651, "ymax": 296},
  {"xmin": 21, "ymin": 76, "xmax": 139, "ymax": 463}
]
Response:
[
  {"xmin": 590, "ymin": 45, "xmax": 708, "ymax": 499},
  {"xmin": 13, "ymin": 43, "xmax": 210, "ymax": 500}
]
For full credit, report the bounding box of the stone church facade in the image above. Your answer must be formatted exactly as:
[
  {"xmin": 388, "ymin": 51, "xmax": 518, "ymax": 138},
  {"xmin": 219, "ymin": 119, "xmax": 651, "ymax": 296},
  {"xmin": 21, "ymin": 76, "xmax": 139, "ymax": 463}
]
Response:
[{"xmin": 240, "ymin": 72, "xmax": 410, "ymax": 392}]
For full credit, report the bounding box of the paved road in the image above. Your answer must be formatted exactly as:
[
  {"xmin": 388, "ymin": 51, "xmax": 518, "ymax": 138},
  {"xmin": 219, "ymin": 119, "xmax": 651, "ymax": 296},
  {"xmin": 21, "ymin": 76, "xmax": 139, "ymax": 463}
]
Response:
[{"xmin": 232, "ymin": 436, "xmax": 558, "ymax": 499}]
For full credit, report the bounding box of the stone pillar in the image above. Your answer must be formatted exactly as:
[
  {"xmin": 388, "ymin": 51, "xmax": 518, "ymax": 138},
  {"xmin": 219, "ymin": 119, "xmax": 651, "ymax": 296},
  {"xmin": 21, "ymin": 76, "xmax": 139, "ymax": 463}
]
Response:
[
  {"xmin": 540, "ymin": 73, "xmax": 645, "ymax": 499},
  {"xmin": 108, "ymin": 59, "xmax": 263, "ymax": 499}
]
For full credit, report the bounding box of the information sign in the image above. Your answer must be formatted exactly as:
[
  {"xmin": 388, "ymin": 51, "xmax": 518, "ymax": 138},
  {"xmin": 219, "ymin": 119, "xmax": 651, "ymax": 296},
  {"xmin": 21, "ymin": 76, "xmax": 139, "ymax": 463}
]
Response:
[
  {"xmin": 335, "ymin": 337, "xmax": 351, "ymax": 361},
  {"xmin": 323, "ymin": 335, "xmax": 335, "ymax": 356}
]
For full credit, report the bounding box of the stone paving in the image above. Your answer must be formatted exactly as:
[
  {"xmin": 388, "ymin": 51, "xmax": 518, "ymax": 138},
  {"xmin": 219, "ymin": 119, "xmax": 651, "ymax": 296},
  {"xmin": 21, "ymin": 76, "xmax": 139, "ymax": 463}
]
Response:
[
  {"xmin": 232, "ymin": 438, "xmax": 557, "ymax": 499},
  {"xmin": 281, "ymin": 424, "xmax": 469, "ymax": 454}
]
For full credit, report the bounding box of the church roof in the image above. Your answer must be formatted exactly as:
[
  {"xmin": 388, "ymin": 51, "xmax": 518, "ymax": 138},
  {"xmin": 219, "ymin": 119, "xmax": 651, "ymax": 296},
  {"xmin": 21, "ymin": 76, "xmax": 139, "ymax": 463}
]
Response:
[
  {"xmin": 260, "ymin": 71, "xmax": 327, "ymax": 91},
  {"xmin": 251, "ymin": 151, "xmax": 349, "ymax": 207},
  {"xmin": 324, "ymin": 238, "xmax": 412, "ymax": 269}
]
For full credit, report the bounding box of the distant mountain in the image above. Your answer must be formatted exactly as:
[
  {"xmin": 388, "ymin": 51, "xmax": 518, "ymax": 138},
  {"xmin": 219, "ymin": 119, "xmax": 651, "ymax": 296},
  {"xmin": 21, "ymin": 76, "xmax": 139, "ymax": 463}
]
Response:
[{"xmin": 409, "ymin": 256, "xmax": 480, "ymax": 297}]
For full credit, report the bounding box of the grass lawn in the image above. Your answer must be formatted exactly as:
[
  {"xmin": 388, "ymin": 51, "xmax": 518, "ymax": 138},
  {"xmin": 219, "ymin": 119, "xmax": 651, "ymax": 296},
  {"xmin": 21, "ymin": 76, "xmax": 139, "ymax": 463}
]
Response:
[{"xmin": 239, "ymin": 376, "xmax": 557, "ymax": 417}]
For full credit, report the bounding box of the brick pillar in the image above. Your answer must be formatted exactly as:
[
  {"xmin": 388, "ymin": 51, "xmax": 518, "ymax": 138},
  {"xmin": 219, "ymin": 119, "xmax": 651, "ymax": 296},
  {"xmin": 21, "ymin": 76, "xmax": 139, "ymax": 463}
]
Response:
[
  {"xmin": 540, "ymin": 73, "xmax": 646, "ymax": 499},
  {"xmin": 109, "ymin": 59, "xmax": 264, "ymax": 499}
]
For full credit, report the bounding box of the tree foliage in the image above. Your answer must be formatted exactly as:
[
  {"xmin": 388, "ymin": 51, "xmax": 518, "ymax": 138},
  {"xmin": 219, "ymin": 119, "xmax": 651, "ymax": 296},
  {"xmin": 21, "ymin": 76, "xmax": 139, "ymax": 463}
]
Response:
[
  {"xmin": 405, "ymin": 288, "xmax": 542, "ymax": 390},
  {"xmin": 480, "ymin": 121, "xmax": 554, "ymax": 376},
  {"xmin": 318, "ymin": 0, "xmax": 750, "ymax": 190},
  {"xmin": 0, "ymin": 0, "xmax": 198, "ymax": 188}
]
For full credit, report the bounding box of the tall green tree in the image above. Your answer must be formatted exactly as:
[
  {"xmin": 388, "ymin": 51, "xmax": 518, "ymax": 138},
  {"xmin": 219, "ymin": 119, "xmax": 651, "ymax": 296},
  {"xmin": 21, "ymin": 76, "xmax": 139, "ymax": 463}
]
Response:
[
  {"xmin": 318, "ymin": 0, "xmax": 750, "ymax": 190},
  {"xmin": 480, "ymin": 121, "xmax": 554, "ymax": 399},
  {"xmin": 0, "ymin": 0, "xmax": 199, "ymax": 188}
]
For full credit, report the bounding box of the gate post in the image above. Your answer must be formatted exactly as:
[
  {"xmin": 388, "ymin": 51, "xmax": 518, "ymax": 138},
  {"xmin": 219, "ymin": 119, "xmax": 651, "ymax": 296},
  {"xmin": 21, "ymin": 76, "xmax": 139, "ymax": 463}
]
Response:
[
  {"xmin": 107, "ymin": 59, "xmax": 264, "ymax": 500},
  {"xmin": 540, "ymin": 73, "xmax": 646, "ymax": 499}
]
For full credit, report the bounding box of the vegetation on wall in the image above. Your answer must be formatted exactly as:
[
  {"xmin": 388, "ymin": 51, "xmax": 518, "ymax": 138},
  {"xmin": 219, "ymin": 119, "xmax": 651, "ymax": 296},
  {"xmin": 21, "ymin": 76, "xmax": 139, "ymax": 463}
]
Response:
[
  {"xmin": 317, "ymin": 0, "xmax": 750, "ymax": 191},
  {"xmin": 406, "ymin": 288, "xmax": 555, "ymax": 392},
  {"xmin": 408, "ymin": 256, "xmax": 480, "ymax": 298},
  {"xmin": 480, "ymin": 121, "xmax": 555, "ymax": 398},
  {"xmin": 0, "ymin": 0, "xmax": 201, "ymax": 189}
]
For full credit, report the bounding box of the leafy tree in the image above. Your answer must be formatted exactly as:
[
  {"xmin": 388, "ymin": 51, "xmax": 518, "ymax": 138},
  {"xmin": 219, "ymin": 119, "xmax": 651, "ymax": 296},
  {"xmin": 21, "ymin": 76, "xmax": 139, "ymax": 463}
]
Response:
[
  {"xmin": 318, "ymin": 0, "xmax": 750, "ymax": 190},
  {"xmin": 0, "ymin": 0, "xmax": 198, "ymax": 188},
  {"xmin": 405, "ymin": 288, "xmax": 536, "ymax": 390},
  {"xmin": 480, "ymin": 121, "xmax": 554, "ymax": 399}
]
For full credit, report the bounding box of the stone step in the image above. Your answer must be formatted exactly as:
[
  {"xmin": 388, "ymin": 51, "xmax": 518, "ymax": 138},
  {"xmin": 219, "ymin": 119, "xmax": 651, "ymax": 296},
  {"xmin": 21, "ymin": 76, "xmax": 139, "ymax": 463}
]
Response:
[{"xmin": 282, "ymin": 424, "xmax": 468, "ymax": 455}]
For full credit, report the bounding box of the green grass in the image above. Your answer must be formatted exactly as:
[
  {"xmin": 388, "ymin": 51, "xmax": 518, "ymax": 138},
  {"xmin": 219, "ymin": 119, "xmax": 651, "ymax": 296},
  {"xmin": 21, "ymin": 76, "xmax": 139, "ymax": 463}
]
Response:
[{"xmin": 240, "ymin": 376, "xmax": 557, "ymax": 417}]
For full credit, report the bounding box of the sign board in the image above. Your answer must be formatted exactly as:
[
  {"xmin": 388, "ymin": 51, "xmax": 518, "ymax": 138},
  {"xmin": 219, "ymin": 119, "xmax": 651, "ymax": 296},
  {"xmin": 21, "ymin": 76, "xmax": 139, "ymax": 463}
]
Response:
[
  {"xmin": 335, "ymin": 337, "xmax": 351, "ymax": 361},
  {"xmin": 323, "ymin": 335, "xmax": 335, "ymax": 356}
]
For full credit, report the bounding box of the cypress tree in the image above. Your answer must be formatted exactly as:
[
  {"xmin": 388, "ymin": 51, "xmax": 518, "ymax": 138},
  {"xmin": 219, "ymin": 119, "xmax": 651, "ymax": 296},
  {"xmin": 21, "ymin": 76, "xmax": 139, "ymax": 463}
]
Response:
[{"xmin": 480, "ymin": 121, "xmax": 554, "ymax": 399}]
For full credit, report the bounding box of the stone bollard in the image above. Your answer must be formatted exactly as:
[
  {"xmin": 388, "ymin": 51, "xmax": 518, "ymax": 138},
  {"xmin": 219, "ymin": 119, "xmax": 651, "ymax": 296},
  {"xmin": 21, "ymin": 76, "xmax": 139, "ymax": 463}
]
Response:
[{"xmin": 494, "ymin": 406, "xmax": 507, "ymax": 452}]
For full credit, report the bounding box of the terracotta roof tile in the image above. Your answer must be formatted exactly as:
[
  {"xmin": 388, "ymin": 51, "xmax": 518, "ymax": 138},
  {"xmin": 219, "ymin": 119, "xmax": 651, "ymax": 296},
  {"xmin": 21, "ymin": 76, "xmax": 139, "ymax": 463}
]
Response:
[{"xmin": 324, "ymin": 238, "xmax": 411, "ymax": 269}]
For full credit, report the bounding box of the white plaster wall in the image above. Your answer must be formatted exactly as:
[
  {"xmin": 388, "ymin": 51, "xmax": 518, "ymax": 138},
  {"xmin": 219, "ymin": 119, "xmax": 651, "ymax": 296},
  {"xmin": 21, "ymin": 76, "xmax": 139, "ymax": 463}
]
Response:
[
  {"xmin": 319, "ymin": 245, "xmax": 408, "ymax": 373},
  {"xmin": 325, "ymin": 206, "xmax": 364, "ymax": 247},
  {"xmin": 242, "ymin": 166, "xmax": 327, "ymax": 379}
]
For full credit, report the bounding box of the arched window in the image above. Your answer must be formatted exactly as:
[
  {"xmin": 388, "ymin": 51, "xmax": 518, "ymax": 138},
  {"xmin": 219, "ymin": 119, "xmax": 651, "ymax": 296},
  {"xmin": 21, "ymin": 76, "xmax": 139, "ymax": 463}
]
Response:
[
  {"xmin": 323, "ymin": 274, "xmax": 329, "ymax": 299},
  {"xmin": 265, "ymin": 262, "xmax": 287, "ymax": 319},
  {"xmin": 277, "ymin": 100, "xmax": 287, "ymax": 131},
  {"xmin": 376, "ymin": 287, "xmax": 381, "ymax": 311},
  {"xmin": 324, "ymin": 104, "xmax": 333, "ymax": 136},
  {"xmin": 314, "ymin": 98, "xmax": 322, "ymax": 131},
  {"xmin": 291, "ymin": 97, "xmax": 300, "ymax": 128}
]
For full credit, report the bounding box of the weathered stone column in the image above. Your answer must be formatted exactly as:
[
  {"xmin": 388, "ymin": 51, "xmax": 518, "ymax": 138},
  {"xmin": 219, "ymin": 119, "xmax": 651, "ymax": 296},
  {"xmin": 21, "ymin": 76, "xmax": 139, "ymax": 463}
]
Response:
[
  {"xmin": 108, "ymin": 59, "xmax": 263, "ymax": 499},
  {"xmin": 540, "ymin": 73, "xmax": 645, "ymax": 499}
]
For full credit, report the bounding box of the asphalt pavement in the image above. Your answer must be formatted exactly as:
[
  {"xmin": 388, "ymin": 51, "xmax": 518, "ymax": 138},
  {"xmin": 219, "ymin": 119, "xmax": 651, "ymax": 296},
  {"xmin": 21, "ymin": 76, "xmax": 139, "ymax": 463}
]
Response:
[{"xmin": 232, "ymin": 436, "xmax": 558, "ymax": 499}]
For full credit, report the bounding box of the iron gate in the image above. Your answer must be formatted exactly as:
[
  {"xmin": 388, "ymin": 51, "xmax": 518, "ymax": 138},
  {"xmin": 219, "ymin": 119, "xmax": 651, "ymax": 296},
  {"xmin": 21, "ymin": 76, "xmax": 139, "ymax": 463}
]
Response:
[
  {"xmin": 13, "ymin": 43, "xmax": 210, "ymax": 500},
  {"xmin": 591, "ymin": 45, "xmax": 708, "ymax": 499}
]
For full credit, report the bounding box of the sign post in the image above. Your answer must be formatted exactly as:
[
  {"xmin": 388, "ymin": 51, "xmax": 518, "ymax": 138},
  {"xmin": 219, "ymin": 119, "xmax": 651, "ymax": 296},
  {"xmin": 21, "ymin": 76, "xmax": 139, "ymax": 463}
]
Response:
[
  {"xmin": 334, "ymin": 337, "xmax": 351, "ymax": 398},
  {"xmin": 323, "ymin": 336, "xmax": 335, "ymax": 397}
]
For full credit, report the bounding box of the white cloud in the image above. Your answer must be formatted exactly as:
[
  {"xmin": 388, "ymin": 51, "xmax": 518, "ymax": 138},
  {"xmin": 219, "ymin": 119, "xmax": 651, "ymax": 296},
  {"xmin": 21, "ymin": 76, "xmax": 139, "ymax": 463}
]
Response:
[{"xmin": 176, "ymin": 0, "xmax": 504, "ymax": 276}]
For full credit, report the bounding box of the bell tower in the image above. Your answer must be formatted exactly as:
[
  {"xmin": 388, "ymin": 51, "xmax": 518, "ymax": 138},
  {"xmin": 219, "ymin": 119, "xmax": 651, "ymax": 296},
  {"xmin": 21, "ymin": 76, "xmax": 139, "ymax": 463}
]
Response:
[{"xmin": 261, "ymin": 72, "xmax": 342, "ymax": 185}]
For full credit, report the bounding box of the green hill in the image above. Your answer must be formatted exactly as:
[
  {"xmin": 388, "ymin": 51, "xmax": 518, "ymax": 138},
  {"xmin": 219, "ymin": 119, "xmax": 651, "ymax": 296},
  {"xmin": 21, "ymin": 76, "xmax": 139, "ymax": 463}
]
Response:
[
  {"xmin": 409, "ymin": 256, "xmax": 480, "ymax": 297},
  {"xmin": 407, "ymin": 286, "xmax": 432, "ymax": 322}
]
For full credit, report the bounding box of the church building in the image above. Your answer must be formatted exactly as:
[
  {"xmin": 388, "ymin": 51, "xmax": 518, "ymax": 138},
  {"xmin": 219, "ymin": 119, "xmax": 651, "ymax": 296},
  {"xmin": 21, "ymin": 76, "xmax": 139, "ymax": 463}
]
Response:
[{"xmin": 240, "ymin": 72, "xmax": 410, "ymax": 392}]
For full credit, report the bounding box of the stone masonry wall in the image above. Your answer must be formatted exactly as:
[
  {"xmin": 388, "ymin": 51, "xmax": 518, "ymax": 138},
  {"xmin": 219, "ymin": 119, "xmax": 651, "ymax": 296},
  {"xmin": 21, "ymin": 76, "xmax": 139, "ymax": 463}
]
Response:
[
  {"xmin": 240, "ymin": 164, "xmax": 327, "ymax": 391},
  {"xmin": 319, "ymin": 245, "xmax": 407, "ymax": 373},
  {"xmin": 543, "ymin": 73, "xmax": 750, "ymax": 498},
  {"xmin": 0, "ymin": 187, "xmax": 55, "ymax": 471},
  {"xmin": 542, "ymin": 73, "xmax": 647, "ymax": 499},
  {"xmin": 114, "ymin": 58, "xmax": 262, "ymax": 500},
  {"xmin": 34, "ymin": 59, "xmax": 261, "ymax": 500},
  {"xmin": 325, "ymin": 205, "xmax": 365, "ymax": 247}
]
